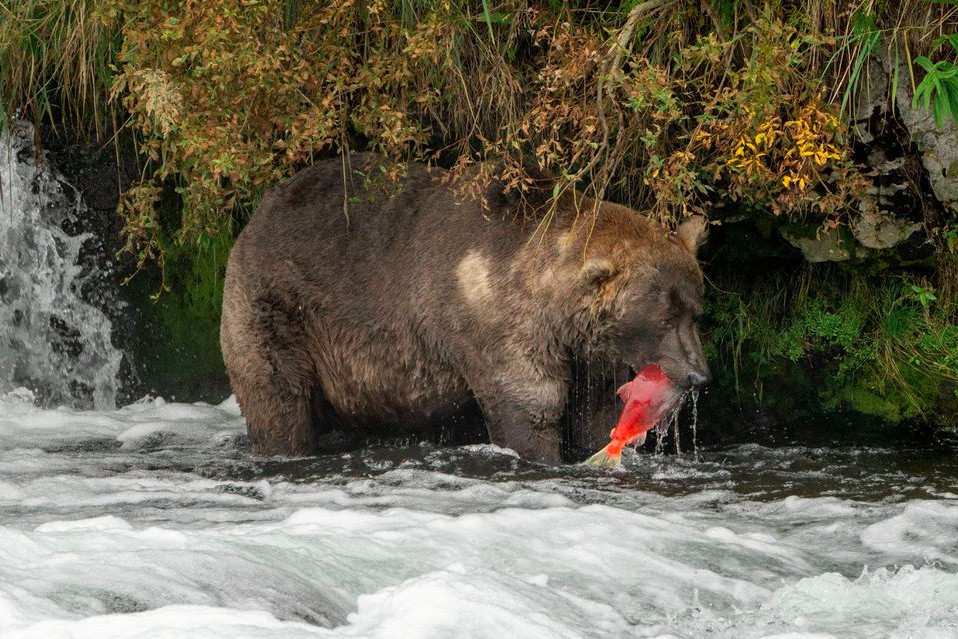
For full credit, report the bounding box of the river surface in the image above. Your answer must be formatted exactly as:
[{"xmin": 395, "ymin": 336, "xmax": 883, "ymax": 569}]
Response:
[{"xmin": 1, "ymin": 389, "xmax": 956, "ymax": 639}]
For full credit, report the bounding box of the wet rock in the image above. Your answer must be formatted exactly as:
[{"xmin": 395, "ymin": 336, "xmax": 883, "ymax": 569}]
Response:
[
  {"xmin": 783, "ymin": 227, "xmax": 852, "ymax": 262},
  {"xmin": 851, "ymin": 208, "xmax": 922, "ymax": 249},
  {"xmin": 888, "ymin": 58, "xmax": 958, "ymax": 214},
  {"xmin": 850, "ymin": 58, "xmax": 889, "ymax": 145}
]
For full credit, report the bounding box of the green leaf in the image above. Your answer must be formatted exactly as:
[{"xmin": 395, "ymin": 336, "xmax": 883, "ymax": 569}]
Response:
[
  {"xmin": 945, "ymin": 80, "xmax": 958, "ymax": 125},
  {"xmin": 932, "ymin": 33, "xmax": 958, "ymax": 55},
  {"xmin": 480, "ymin": 0, "xmax": 497, "ymax": 49},
  {"xmin": 914, "ymin": 56, "xmax": 936, "ymax": 74},
  {"xmin": 933, "ymin": 93, "xmax": 945, "ymax": 127},
  {"xmin": 851, "ymin": 11, "xmax": 877, "ymax": 38},
  {"xmin": 913, "ymin": 76, "xmax": 933, "ymax": 111}
]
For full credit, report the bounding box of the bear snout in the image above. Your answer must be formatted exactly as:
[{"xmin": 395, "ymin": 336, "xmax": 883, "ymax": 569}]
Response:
[
  {"xmin": 684, "ymin": 368, "xmax": 711, "ymax": 389},
  {"xmin": 657, "ymin": 358, "xmax": 712, "ymax": 391}
]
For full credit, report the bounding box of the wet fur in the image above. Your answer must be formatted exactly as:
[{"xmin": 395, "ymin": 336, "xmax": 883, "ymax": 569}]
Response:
[{"xmin": 221, "ymin": 155, "xmax": 708, "ymax": 462}]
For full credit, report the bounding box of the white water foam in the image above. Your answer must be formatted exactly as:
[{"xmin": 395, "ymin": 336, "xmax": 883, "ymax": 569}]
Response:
[
  {"xmin": 0, "ymin": 122, "xmax": 122, "ymax": 408},
  {"xmin": 0, "ymin": 391, "xmax": 956, "ymax": 638}
]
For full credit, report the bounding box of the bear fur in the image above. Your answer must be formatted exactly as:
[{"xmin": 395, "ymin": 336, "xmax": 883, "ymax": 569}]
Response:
[{"xmin": 220, "ymin": 154, "xmax": 710, "ymax": 463}]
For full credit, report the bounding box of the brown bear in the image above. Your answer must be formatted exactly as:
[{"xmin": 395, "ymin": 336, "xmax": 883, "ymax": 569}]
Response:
[{"xmin": 220, "ymin": 154, "xmax": 710, "ymax": 463}]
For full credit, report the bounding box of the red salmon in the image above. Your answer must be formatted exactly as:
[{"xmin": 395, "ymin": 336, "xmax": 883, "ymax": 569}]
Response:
[{"xmin": 585, "ymin": 363, "xmax": 681, "ymax": 468}]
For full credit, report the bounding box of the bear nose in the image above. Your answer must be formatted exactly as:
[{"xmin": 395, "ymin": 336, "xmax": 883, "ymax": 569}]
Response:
[{"xmin": 686, "ymin": 369, "xmax": 711, "ymax": 387}]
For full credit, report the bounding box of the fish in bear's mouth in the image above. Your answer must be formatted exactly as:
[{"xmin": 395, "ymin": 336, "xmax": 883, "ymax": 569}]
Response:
[{"xmin": 586, "ymin": 363, "xmax": 684, "ymax": 468}]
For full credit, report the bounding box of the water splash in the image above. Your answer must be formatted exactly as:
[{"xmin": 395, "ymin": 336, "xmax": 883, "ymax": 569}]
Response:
[
  {"xmin": 655, "ymin": 406, "xmax": 677, "ymax": 455},
  {"xmin": 652, "ymin": 390, "xmax": 697, "ymax": 457},
  {"xmin": 0, "ymin": 122, "xmax": 122, "ymax": 408}
]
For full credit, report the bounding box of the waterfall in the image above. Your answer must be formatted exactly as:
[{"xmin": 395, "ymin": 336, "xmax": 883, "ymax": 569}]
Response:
[{"xmin": 0, "ymin": 121, "xmax": 122, "ymax": 408}]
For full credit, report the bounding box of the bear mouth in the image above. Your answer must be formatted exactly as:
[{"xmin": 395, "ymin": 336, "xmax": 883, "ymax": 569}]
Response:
[
  {"xmin": 627, "ymin": 364, "xmax": 686, "ymax": 410},
  {"xmin": 630, "ymin": 363, "xmax": 704, "ymax": 392}
]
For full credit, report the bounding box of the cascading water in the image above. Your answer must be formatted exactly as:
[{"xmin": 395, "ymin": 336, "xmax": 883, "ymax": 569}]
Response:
[{"xmin": 0, "ymin": 122, "xmax": 122, "ymax": 408}]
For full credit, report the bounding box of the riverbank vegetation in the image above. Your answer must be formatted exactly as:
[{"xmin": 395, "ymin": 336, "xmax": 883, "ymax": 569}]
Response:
[{"xmin": 3, "ymin": 0, "xmax": 958, "ymax": 433}]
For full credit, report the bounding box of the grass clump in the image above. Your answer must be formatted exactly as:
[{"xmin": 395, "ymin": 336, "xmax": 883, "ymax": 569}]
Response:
[{"xmin": 0, "ymin": 0, "xmax": 120, "ymax": 135}]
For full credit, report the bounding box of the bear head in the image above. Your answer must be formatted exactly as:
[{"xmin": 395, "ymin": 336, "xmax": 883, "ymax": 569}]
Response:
[{"xmin": 568, "ymin": 202, "xmax": 711, "ymax": 391}]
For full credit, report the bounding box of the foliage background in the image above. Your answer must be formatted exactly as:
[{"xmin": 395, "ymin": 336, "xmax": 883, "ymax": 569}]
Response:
[{"xmin": 4, "ymin": 0, "xmax": 958, "ymax": 438}]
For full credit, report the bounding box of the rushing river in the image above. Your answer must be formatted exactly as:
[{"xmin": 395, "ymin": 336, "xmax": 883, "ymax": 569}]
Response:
[{"xmin": 1, "ymin": 388, "xmax": 956, "ymax": 639}]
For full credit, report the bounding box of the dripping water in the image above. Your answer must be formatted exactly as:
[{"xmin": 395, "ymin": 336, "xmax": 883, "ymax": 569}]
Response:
[
  {"xmin": 690, "ymin": 388, "xmax": 700, "ymax": 461},
  {"xmin": 654, "ymin": 405, "xmax": 679, "ymax": 455},
  {"xmin": 653, "ymin": 390, "xmax": 694, "ymax": 457},
  {"xmin": 671, "ymin": 406, "xmax": 681, "ymax": 454}
]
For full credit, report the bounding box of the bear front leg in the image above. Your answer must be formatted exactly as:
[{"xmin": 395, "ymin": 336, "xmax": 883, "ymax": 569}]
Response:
[
  {"xmin": 480, "ymin": 397, "xmax": 562, "ymax": 465},
  {"xmin": 221, "ymin": 285, "xmax": 317, "ymax": 457},
  {"xmin": 236, "ymin": 382, "xmax": 314, "ymax": 456}
]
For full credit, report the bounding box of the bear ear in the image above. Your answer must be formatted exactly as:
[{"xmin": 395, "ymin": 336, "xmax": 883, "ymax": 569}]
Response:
[
  {"xmin": 581, "ymin": 258, "xmax": 616, "ymax": 287},
  {"xmin": 675, "ymin": 216, "xmax": 708, "ymax": 255}
]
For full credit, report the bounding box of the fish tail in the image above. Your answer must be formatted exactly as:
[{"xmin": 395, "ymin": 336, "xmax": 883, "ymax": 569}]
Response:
[{"xmin": 584, "ymin": 445, "xmax": 622, "ymax": 469}]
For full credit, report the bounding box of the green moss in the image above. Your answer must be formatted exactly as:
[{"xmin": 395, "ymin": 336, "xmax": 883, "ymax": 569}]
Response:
[
  {"xmin": 828, "ymin": 387, "xmax": 905, "ymax": 422},
  {"xmin": 702, "ymin": 264, "xmax": 958, "ymax": 434},
  {"xmin": 120, "ymin": 228, "xmax": 232, "ymax": 401}
]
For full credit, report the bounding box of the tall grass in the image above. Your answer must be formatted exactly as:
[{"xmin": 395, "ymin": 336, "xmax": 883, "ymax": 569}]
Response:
[{"xmin": 0, "ymin": 0, "xmax": 120, "ymax": 136}]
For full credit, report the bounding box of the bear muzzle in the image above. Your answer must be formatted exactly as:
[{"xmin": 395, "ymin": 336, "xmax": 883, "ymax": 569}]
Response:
[{"xmin": 684, "ymin": 367, "xmax": 712, "ymax": 389}]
